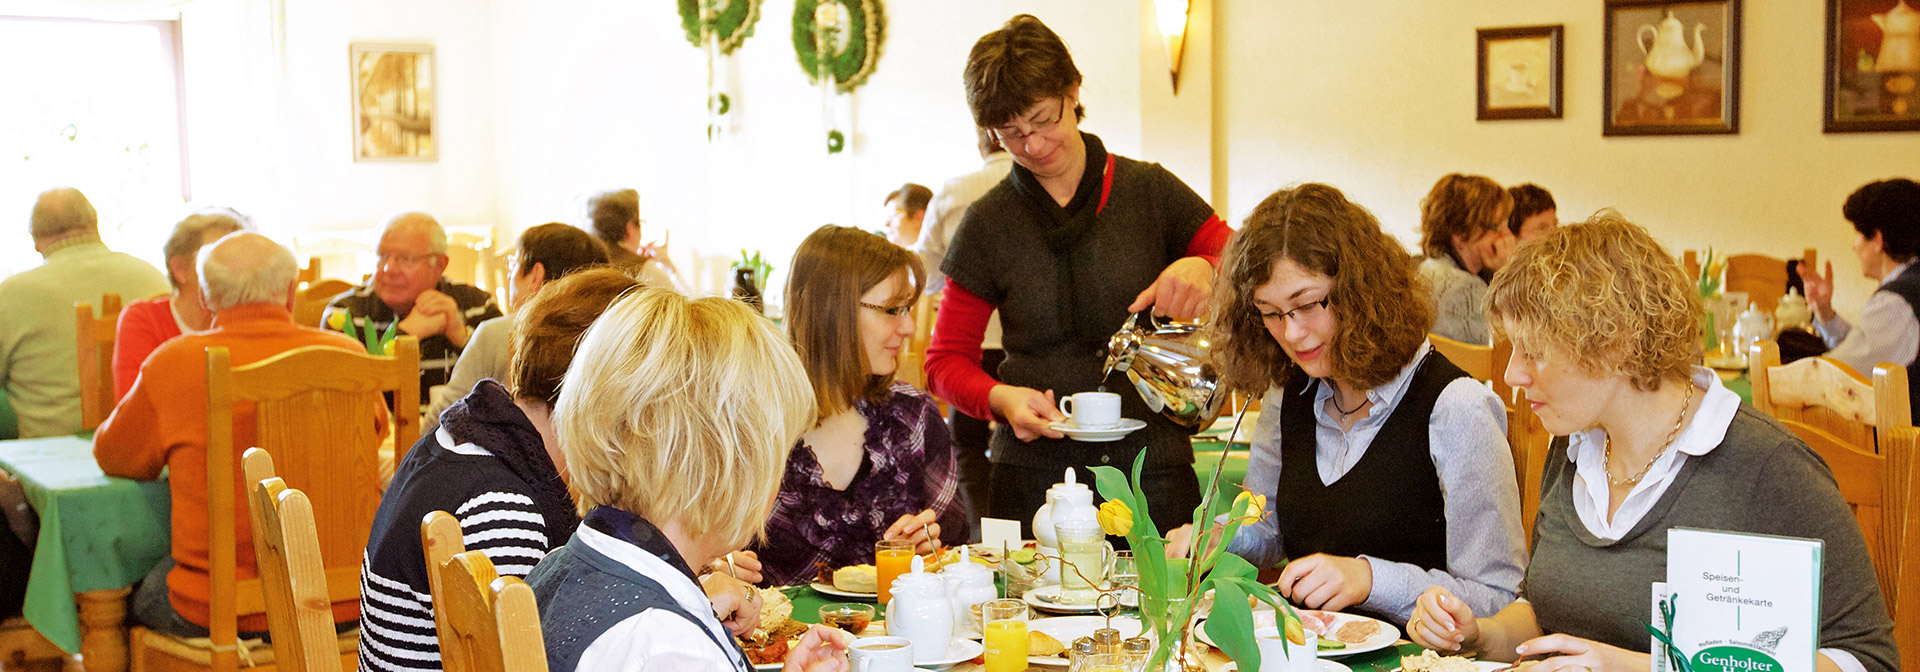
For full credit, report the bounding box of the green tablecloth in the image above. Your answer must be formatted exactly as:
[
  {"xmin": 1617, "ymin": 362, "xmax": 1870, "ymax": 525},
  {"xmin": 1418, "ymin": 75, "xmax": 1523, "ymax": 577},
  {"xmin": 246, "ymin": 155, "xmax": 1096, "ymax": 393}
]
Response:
[
  {"xmin": 0, "ymin": 434, "xmax": 170, "ymax": 653},
  {"xmin": 785, "ymin": 583, "xmax": 1423, "ymax": 670},
  {"xmin": 0, "ymin": 389, "xmax": 16, "ymax": 440},
  {"xmin": 1193, "ymin": 440, "xmax": 1249, "ymax": 493}
]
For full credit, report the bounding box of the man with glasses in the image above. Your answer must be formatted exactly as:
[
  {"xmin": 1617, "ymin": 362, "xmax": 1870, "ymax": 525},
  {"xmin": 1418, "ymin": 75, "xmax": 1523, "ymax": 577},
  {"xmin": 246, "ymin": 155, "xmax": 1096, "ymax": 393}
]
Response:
[{"xmin": 321, "ymin": 212, "xmax": 502, "ymax": 405}]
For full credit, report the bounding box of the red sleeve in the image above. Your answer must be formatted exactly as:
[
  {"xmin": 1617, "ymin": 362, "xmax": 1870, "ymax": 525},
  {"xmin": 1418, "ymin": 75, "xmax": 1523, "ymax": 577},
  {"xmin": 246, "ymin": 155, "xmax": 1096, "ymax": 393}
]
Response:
[
  {"xmin": 1184, "ymin": 214, "xmax": 1230, "ymax": 267},
  {"xmin": 112, "ymin": 300, "xmax": 178, "ymax": 403},
  {"xmin": 923, "ymin": 283, "xmax": 1000, "ymax": 420}
]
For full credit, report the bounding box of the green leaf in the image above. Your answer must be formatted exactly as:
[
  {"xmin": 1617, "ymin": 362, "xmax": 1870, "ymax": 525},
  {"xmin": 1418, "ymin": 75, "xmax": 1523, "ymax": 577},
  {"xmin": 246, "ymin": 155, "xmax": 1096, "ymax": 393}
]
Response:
[
  {"xmin": 1127, "ymin": 450, "xmax": 1155, "ymax": 548},
  {"xmin": 340, "ymin": 311, "xmax": 359, "ymax": 343},
  {"xmin": 1210, "ymin": 551, "xmax": 1259, "ymax": 582},
  {"xmin": 1205, "ymin": 579, "xmax": 1262, "ymax": 670}
]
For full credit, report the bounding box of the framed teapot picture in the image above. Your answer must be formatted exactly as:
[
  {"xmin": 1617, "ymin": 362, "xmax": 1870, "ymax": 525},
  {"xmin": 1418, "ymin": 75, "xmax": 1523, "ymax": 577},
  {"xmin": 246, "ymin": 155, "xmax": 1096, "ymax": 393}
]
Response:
[
  {"xmin": 1602, "ymin": 0, "xmax": 1743, "ymax": 136},
  {"xmin": 1825, "ymin": 0, "xmax": 1920, "ymax": 132},
  {"xmin": 1477, "ymin": 25, "xmax": 1564, "ymax": 121}
]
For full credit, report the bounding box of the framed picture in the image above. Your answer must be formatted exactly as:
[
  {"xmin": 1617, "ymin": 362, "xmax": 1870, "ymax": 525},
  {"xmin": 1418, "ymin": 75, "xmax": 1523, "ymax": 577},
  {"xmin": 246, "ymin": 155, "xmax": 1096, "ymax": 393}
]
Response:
[
  {"xmin": 1477, "ymin": 25, "xmax": 1564, "ymax": 120},
  {"xmin": 1602, "ymin": 0, "xmax": 1742, "ymax": 136},
  {"xmin": 1825, "ymin": 0, "xmax": 1920, "ymax": 133},
  {"xmin": 351, "ymin": 43, "xmax": 436, "ymax": 161}
]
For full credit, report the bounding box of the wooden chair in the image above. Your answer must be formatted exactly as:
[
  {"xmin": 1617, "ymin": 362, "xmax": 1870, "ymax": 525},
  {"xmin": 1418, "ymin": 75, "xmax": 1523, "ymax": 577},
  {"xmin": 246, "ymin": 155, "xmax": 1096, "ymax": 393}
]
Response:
[
  {"xmin": 896, "ymin": 294, "xmax": 937, "ymax": 390},
  {"xmin": 242, "ymin": 448, "xmax": 344, "ymax": 672},
  {"xmin": 445, "ymin": 233, "xmax": 490, "ymax": 289},
  {"xmin": 75, "ymin": 293, "xmax": 123, "ymax": 430},
  {"xmin": 295, "ymin": 258, "xmax": 321, "ymax": 288},
  {"xmin": 1429, "ymin": 334, "xmax": 1513, "ymax": 411},
  {"xmin": 1682, "ymin": 249, "xmax": 1817, "ymax": 312},
  {"xmin": 292, "ymin": 279, "xmax": 353, "ymax": 329},
  {"xmin": 126, "ymin": 338, "xmax": 419, "ymax": 672},
  {"xmin": 1508, "ymin": 388, "xmax": 1551, "ymax": 543},
  {"xmin": 1749, "ymin": 340, "xmax": 1919, "ymax": 668},
  {"xmin": 422, "ymin": 512, "xmax": 548, "ymax": 672}
]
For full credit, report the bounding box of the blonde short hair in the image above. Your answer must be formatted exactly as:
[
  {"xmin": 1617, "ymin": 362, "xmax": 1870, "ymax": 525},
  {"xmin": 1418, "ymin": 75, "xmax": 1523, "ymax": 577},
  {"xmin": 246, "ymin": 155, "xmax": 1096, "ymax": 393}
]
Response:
[
  {"xmin": 554, "ymin": 288, "xmax": 816, "ymax": 549},
  {"xmin": 1487, "ymin": 212, "xmax": 1700, "ymax": 392}
]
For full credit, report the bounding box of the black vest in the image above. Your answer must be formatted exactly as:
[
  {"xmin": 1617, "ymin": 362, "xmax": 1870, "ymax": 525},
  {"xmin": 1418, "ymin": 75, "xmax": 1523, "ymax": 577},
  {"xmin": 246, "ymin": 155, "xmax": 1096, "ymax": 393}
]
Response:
[
  {"xmin": 529, "ymin": 533, "xmax": 749, "ymax": 672},
  {"xmin": 1871, "ymin": 269, "xmax": 1920, "ymax": 412},
  {"xmin": 1273, "ymin": 352, "xmax": 1464, "ymax": 572}
]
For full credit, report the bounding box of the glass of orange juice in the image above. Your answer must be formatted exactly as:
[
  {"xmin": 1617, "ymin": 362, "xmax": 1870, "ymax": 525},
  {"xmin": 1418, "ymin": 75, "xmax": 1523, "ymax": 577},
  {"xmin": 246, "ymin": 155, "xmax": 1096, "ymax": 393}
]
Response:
[
  {"xmin": 981, "ymin": 599, "xmax": 1028, "ymax": 672},
  {"xmin": 874, "ymin": 538, "xmax": 914, "ymax": 604}
]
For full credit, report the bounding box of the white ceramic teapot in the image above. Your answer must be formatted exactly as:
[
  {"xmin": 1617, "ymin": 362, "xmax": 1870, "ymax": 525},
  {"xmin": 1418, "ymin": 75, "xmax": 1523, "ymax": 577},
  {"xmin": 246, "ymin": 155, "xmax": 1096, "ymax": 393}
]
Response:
[
  {"xmin": 941, "ymin": 548, "xmax": 997, "ymax": 639},
  {"xmin": 1637, "ymin": 10, "xmax": 1706, "ymax": 80},
  {"xmin": 1775, "ymin": 288, "xmax": 1812, "ymax": 332},
  {"xmin": 886, "ymin": 557, "xmax": 953, "ymax": 663}
]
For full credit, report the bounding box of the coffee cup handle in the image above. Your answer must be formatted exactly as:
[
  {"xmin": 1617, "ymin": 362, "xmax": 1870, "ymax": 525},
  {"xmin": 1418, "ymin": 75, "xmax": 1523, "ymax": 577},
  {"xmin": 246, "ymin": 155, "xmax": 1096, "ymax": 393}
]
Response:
[{"xmin": 1059, "ymin": 397, "xmax": 1074, "ymax": 419}]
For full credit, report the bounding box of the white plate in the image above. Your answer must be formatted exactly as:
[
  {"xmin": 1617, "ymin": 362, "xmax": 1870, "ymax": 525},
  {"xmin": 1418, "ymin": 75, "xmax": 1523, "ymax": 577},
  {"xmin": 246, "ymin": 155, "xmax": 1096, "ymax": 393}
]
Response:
[
  {"xmin": 1196, "ymin": 610, "xmax": 1398, "ymax": 658},
  {"xmin": 808, "ymin": 581, "xmax": 876, "ymax": 601},
  {"xmin": 1022, "ymin": 584, "xmax": 1111, "ymax": 614},
  {"xmin": 1389, "ymin": 661, "xmax": 1510, "ymax": 672},
  {"xmin": 1025, "ymin": 615, "xmax": 1143, "ymax": 666},
  {"xmin": 1045, "ymin": 418, "xmax": 1147, "ymax": 442},
  {"xmin": 901, "ymin": 637, "xmax": 984, "ymax": 667},
  {"xmin": 1219, "ymin": 660, "xmax": 1350, "ymax": 672}
]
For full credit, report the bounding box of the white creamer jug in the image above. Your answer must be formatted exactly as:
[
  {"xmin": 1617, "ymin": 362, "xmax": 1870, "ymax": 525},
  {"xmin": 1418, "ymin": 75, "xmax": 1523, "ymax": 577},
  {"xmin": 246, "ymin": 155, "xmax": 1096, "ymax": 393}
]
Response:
[{"xmin": 886, "ymin": 557, "xmax": 953, "ymax": 663}]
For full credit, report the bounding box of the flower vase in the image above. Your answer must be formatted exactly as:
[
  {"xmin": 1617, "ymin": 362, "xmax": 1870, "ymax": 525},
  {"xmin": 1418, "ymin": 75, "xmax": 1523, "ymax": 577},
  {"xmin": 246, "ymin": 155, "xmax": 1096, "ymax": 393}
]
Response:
[{"xmin": 1139, "ymin": 595, "xmax": 1203, "ymax": 672}]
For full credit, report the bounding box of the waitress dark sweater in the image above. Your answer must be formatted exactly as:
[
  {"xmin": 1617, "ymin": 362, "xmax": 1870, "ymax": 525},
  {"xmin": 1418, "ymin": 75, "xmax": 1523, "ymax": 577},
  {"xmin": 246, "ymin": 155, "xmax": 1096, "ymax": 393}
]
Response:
[{"xmin": 925, "ymin": 132, "xmax": 1228, "ymax": 532}]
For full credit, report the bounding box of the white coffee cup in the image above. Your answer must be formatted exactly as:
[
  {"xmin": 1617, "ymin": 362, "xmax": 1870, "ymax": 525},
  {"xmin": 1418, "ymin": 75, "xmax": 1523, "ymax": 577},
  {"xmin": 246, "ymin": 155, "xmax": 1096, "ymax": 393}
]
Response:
[
  {"xmin": 847, "ymin": 636, "xmax": 915, "ymax": 672},
  {"xmin": 1254, "ymin": 625, "xmax": 1318, "ymax": 672},
  {"xmin": 1058, "ymin": 391, "xmax": 1121, "ymax": 429}
]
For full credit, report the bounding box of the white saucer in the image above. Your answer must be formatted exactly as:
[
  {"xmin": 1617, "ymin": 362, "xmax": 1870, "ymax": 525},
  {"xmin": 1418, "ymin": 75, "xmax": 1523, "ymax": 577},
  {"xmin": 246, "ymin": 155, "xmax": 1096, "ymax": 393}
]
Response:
[
  {"xmin": 900, "ymin": 637, "xmax": 983, "ymax": 666},
  {"xmin": 1046, "ymin": 418, "xmax": 1146, "ymax": 442},
  {"xmin": 1220, "ymin": 661, "xmax": 1350, "ymax": 672},
  {"xmin": 1022, "ymin": 584, "xmax": 1107, "ymax": 613}
]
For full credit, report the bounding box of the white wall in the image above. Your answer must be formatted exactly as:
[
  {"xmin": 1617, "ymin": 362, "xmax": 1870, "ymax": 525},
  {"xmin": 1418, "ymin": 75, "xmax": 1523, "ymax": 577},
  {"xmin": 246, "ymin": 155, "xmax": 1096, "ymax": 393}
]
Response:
[
  {"xmin": 1215, "ymin": 0, "xmax": 1920, "ymax": 318},
  {"xmin": 483, "ymin": 0, "xmax": 1164, "ymax": 302}
]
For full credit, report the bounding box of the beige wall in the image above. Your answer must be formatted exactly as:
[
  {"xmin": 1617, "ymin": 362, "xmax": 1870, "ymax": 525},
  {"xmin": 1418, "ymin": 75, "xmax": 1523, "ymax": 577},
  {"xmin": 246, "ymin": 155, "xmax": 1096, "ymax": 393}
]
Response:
[{"xmin": 1214, "ymin": 0, "xmax": 1920, "ymax": 319}]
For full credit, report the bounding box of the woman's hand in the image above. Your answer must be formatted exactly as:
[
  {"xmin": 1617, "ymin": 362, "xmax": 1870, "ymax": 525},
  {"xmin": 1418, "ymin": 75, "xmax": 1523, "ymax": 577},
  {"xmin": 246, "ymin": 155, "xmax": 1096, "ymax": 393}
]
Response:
[
  {"xmin": 1806, "ymin": 260, "xmax": 1836, "ymax": 321},
  {"xmin": 884, "ymin": 509, "xmax": 943, "ymax": 555},
  {"xmin": 1129, "ymin": 256, "xmax": 1215, "ymax": 320},
  {"xmin": 1276, "ymin": 553, "xmax": 1371, "ymax": 613},
  {"xmin": 704, "ymin": 550, "xmax": 764, "ymax": 584},
  {"xmin": 988, "ymin": 385, "xmax": 1066, "ymax": 441},
  {"xmin": 701, "ymin": 573, "xmax": 761, "ymax": 637},
  {"xmin": 1516, "ymin": 634, "xmax": 1652, "ymax": 672},
  {"xmin": 784, "ymin": 624, "xmax": 854, "ymax": 672},
  {"xmin": 1409, "ymin": 586, "xmax": 1483, "ymax": 654}
]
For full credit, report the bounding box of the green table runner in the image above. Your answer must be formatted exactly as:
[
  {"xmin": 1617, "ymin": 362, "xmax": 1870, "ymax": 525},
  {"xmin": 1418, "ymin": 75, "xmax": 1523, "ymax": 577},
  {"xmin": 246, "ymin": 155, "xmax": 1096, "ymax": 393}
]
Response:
[{"xmin": 0, "ymin": 434, "xmax": 170, "ymax": 653}]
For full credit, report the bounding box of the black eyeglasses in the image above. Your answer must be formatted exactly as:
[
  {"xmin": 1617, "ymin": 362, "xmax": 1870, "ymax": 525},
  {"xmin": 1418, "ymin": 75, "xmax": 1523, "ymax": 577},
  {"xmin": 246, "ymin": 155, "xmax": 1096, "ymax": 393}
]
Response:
[
  {"xmin": 991, "ymin": 98, "xmax": 1067, "ymax": 145},
  {"xmin": 1260, "ymin": 298, "xmax": 1330, "ymax": 325},
  {"xmin": 860, "ymin": 302, "xmax": 913, "ymax": 317}
]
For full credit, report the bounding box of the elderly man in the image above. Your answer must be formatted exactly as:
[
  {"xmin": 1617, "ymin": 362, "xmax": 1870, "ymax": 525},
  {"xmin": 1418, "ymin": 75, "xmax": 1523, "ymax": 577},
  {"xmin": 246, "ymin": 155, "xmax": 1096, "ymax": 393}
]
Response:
[
  {"xmin": 0, "ymin": 187, "xmax": 167, "ymax": 438},
  {"xmin": 581, "ymin": 188, "xmax": 682, "ymax": 290},
  {"xmin": 96, "ymin": 232, "xmax": 378, "ymax": 639},
  {"xmin": 322, "ymin": 212, "xmax": 501, "ymax": 404}
]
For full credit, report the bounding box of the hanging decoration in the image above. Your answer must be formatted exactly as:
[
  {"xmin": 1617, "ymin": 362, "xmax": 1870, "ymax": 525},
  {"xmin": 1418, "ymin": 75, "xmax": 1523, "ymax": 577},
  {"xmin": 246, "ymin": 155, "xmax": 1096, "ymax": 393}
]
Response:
[
  {"xmin": 793, "ymin": 0, "xmax": 885, "ymax": 153},
  {"xmin": 678, "ymin": 0, "xmax": 763, "ymax": 141}
]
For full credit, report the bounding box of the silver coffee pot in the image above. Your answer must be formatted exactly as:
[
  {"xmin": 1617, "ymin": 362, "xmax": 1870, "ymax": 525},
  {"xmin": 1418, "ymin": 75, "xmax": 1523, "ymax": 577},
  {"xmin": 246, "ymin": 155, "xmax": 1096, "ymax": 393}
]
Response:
[{"xmin": 1102, "ymin": 313, "xmax": 1227, "ymax": 430}]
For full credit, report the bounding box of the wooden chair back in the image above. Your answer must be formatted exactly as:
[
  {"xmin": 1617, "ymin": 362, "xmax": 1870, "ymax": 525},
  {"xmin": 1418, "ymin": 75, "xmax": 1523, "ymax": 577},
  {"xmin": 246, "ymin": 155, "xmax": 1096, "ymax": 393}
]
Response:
[
  {"xmin": 293, "ymin": 279, "xmax": 354, "ymax": 328},
  {"xmin": 1682, "ymin": 249, "xmax": 1817, "ymax": 312},
  {"xmin": 243, "ymin": 448, "xmax": 345, "ymax": 672},
  {"xmin": 1430, "ymin": 334, "xmax": 1512, "ymax": 407},
  {"xmin": 435, "ymin": 547, "xmax": 550, "ymax": 672},
  {"xmin": 445, "ymin": 233, "xmax": 490, "ymax": 289},
  {"xmin": 75, "ymin": 293, "xmax": 123, "ymax": 430},
  {"xmin": 1508, "ymin": 387, "xmax": 1551, "ymax": 543},
  {"xmin": 1749, "ymin": 340, "xmax": 1911, "ymax": 450},
  {"xmin": 422, "ymin": 511, "xmax": 474, "ymax": 672},
  {"xmin": 198, "ymin": 338, "xmax": 418, "ymax": 671},
  {"xmin": 296, "ymin": 257, "xmax": 322, "ymax": 288},
  {"xmin": 897, "ymin": 293, "xmax": 937, "ymax": 389}
]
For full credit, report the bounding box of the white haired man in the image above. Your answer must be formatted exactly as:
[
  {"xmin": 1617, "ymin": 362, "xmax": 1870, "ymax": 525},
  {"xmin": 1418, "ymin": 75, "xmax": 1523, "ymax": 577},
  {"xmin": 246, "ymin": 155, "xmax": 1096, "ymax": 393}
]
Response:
[
  {"xmin": 96, "ymin": 232, "xmax": 381, "ymax": 639},
  {"xmin": 321, "ymin": 212, "xmax": 502, "ymax": 405},
  {"xmin": 0, "ymin": 187, "xmax": 167, "ymax": 438}
]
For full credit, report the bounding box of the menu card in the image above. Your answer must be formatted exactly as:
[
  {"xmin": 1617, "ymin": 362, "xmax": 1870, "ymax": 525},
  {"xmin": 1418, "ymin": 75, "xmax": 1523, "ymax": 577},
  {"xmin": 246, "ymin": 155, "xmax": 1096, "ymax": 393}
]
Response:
[{"xmin": 1660, "ymin": 528, "xmax": 1822, "ymax": 672}]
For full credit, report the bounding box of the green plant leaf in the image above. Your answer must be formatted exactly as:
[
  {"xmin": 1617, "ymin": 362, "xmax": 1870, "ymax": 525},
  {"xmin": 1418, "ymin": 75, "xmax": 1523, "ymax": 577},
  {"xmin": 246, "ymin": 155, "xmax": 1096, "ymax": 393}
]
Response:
[
  {"xmin": 1206, "ymin": 578, "xmax": 1262, "ymax": 670},
  {"xmin": 1127, "ymin": 449, "xmax": 1155, "ymax": 549},
  {"xmin": 340, "ymin": 312, "xmax": 359, "ymax": 343}
]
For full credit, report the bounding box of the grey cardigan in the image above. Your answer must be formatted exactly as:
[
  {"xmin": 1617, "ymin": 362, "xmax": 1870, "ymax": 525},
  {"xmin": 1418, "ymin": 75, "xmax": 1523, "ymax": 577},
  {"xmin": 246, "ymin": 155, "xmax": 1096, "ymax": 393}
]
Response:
[
  {"xmin": 424, "ymin": 313, "xmax": 515, "ymax": 430},
  {"xmin": 1522, "ymin": 405, "xmax": 1897, "ymax": 672}
]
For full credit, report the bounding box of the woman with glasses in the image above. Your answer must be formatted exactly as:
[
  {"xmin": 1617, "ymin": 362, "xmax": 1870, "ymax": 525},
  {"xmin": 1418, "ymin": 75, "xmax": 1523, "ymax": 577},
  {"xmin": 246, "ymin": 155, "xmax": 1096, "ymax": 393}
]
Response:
[
  {"xmin": 753, "ymin": 225, "xmax": 967, "ymax": 587},
  {"xmin": 925, "ymin": 14, "xmax": 1231, "ymax": 535},
  {"xmin": 1167, "ymin": 184, "xmax": 1524, "ymax": 628}
]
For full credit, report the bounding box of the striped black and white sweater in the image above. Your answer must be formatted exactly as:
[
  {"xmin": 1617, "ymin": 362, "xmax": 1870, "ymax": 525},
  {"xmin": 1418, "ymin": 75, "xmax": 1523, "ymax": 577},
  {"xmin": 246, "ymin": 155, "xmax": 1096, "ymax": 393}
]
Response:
[{"xmin": 357, "ymin": 380, "xmax": 577, "ymax": 672}]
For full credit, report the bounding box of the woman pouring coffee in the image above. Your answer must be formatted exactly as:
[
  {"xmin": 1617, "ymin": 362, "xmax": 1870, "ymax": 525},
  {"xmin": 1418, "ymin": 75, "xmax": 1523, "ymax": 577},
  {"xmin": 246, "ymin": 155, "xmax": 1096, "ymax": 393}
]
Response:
[
  {"xmin": 1167, "ymin": 184, "xmax": 1525, "ymax": 627},
  {"xmin": 924, "ymin": 14, "xmax": 1231, "ymax": 533}
]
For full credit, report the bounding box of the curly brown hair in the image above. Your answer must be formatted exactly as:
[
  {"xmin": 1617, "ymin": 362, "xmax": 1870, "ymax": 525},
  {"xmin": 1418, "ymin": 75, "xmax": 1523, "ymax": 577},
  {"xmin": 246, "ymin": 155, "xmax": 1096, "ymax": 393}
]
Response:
[
  {"xmin": 1418, "ymin": 173, "xmax": 1513, "ymax": 260},
  {"xmin": 1208, "ymin": 184, "xmax": 1433, "ymax": 394},
  {"xmin": 1486, "ymin": 212, "xmax": 1700, "ymax": 392}
]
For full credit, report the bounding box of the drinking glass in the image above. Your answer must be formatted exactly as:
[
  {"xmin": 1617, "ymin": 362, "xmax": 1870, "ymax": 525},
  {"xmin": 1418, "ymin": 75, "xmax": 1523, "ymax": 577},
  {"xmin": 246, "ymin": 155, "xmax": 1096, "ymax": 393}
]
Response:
[
  {"xmin": 1054, "ymin": 519, "xmax": 1113, "ymax": 605},
  {"xmin": 874, "ymin": 538, "xmax": 914, "ymax": 604},
  {"xmin": 982, "ymin": 599, "xmax": 1029, "ymax": 672},
  {"xmin": 1110, "ymin": 550, "xmax": 1139, "ymax": 608}
]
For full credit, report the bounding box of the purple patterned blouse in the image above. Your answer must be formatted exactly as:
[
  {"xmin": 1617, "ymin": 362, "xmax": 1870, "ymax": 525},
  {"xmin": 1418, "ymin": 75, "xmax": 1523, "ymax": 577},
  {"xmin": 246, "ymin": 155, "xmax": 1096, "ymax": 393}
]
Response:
[{"xmin": 755, "ymin": 383, "xmax": 968, "ymax": 587}]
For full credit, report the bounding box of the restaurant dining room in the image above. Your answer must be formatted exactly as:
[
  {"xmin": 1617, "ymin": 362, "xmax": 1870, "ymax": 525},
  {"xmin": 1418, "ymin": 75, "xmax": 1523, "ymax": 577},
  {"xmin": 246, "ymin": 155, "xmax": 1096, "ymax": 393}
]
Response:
[{"xmin": 1, "ymin": 0, "xmax": 1917, "ymax": 671}]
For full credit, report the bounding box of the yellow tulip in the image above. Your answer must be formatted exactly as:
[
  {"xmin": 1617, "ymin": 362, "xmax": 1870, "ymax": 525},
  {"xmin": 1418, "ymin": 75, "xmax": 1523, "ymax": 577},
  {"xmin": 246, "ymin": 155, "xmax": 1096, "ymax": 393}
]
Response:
[
  {"xmin": 1283, "ymin": 611, "xmax": 1305, "ymax": 645},
  {"xmin": 1097, "ymin": 499, "xmax": 1134, "ymax": 537},
  {"xmin": 1231, "ymin": 490, "xmax": 1267, "ymax": 525},
  {"xmin": 326, "ymin": 311, "xmax": 348, "ymax": 330}
]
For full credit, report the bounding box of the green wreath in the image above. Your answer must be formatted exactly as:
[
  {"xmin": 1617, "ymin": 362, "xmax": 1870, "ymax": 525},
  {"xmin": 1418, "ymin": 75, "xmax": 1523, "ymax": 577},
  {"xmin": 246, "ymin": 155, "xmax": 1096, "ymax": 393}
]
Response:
[
  {"xmin": 678, "ymin": 0, "xmax": 762, "ymax": 54},
  {"xmin": 792, "ymin": 0, "xmax": 885, "ymax": 95}
]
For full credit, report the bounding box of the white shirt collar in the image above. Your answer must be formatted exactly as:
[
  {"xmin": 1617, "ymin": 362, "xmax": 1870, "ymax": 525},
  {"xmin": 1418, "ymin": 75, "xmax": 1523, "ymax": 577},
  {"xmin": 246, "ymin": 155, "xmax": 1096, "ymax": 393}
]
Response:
[
  {"xmin": 1566, "ymin": 367, "xmax": 1741, "ymax": 540},
  {"xmin": 1300, "ymin": 340, "xmax": 1434, "ymax": 410},
  {"xmin": 576, "ymin": 525, "xmax": 747, "ymax": 668}
]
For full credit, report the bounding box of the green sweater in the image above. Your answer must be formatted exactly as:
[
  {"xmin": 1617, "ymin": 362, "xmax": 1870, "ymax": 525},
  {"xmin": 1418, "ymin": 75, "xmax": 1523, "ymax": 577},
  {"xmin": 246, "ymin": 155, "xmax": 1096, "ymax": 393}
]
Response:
[{"xmin": 1522, "ymin": 405, "xmax": 1897, "ymax": 672}]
